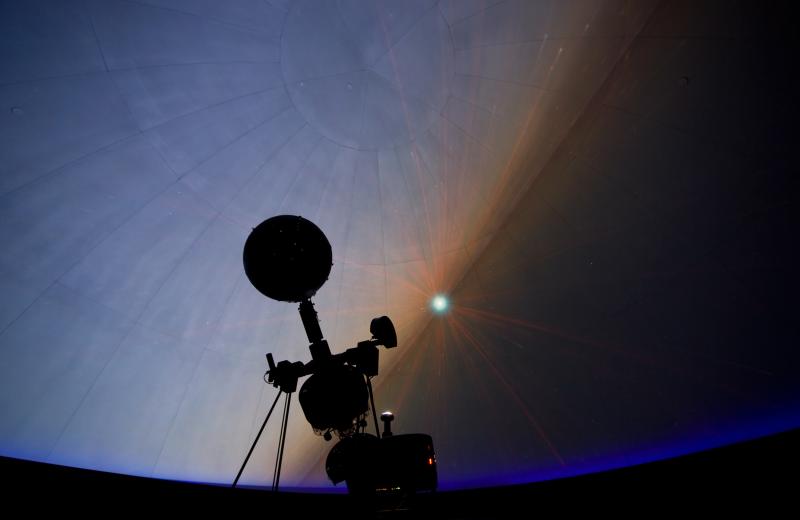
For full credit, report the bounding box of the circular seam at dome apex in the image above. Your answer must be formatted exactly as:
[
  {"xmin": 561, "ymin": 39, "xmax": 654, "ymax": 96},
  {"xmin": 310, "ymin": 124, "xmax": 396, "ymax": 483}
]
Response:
[{"xmin": 279, "ymin": 0, "xmax": 455, "ymax": 151}]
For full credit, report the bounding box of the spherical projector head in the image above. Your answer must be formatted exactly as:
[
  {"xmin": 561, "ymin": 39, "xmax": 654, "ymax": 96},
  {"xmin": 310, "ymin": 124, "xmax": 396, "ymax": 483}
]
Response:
[{"xmin": 243, "ymin": 215, "xmax": 333, "ymax": 303}]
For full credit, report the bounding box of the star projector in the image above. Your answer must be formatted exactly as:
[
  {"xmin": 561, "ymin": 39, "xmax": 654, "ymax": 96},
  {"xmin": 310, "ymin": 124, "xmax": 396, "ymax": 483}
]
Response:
[
  {"xmin": 430, "ymin": 294, "xmax": 449, "ymax": 314},
  {"xmin": 235, "ymin": 215, "xmax": 437, "ymax": 499}
]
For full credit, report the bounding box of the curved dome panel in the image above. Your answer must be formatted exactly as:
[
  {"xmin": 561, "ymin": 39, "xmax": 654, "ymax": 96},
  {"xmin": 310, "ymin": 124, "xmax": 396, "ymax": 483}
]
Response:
[{"xmin": 1, "ymin": 0, "xmax": 797, "ymax": 490}]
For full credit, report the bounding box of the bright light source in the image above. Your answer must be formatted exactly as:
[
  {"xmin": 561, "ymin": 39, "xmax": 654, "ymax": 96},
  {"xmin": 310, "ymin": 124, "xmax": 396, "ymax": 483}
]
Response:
[{"xmin": 430, "ymin": 294, "xmax": 449, "ymax": 314}]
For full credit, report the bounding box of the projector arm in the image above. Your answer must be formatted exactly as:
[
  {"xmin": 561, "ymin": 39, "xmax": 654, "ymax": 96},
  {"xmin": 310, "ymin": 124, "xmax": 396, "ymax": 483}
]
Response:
[{"xmin": 266, "ymin": 338, "xmax": 390, "ymax": 393}]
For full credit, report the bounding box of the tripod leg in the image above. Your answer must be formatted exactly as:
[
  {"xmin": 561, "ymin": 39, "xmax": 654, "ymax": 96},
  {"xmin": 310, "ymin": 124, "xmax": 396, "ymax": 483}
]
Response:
[
  {"xmin": 272, "ymin": 392, "xmax": 292, "ymax": 492},
  {"xmin": 233, "ymin": 390, "xmax": 282, "ymax": 488}
]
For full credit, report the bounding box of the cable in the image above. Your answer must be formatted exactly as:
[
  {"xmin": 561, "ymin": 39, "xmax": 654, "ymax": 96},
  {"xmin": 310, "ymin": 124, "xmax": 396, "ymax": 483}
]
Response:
[
  {"xmin": 366, "ymin": 376, "xmax": 380, "ymax": 437},
  {"xmin": 232, "ymin": 390, "xmax": 282, "ymax": 488}
]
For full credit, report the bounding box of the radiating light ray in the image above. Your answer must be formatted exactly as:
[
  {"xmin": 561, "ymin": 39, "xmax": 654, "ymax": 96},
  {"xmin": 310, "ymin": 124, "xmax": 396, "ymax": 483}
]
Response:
[
  {"xmin": 464, "ymin": 7, "xmax": 562, "ymax": 253},
  {"xmin": 435, "ymin": 315, "xmax": 450, "ymax": 436},
  {"xmin": 448, "ymin": 315, "xmax": 566, "ymax": 466},
  {"xmin": 443, "ymin": 315, "xmax": 550, "ymax": 462},
  {"xmin": 390, "ymin": 319, "xmax": 433, "ymax": 412},
  {"xmin": 383, "ymin": 264, "xmax": 435, "ymax": 293},
  {"xmin": 375, "ymin": 7, "xmax": 439, "ymax": 295},
  {"xmin": 457, "ymin": 305, "xmax": 768, "ymax": 401}
]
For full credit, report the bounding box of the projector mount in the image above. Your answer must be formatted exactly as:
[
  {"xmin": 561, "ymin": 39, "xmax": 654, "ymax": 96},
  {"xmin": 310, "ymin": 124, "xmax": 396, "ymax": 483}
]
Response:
[{"xmin": 231, "ymin": 216, "xmax": 433, "ymax": 495}]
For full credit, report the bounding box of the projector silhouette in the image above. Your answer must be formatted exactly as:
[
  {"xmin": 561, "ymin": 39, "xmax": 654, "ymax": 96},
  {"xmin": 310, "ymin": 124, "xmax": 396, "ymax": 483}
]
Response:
[{"xmin": 235, "ymin": 215, "xmax": 437, "ymax": 499}]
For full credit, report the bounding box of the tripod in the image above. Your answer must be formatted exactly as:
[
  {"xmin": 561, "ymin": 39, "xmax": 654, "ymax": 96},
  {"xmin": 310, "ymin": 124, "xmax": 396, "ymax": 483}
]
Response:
[
  {"xmin": 231, "ymin": 300, "xmax": 321, "ymax": 491},
  {"xmin": 232, "ymin": 388, "xmax": 292, "ymax": 491}
]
